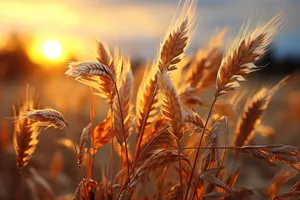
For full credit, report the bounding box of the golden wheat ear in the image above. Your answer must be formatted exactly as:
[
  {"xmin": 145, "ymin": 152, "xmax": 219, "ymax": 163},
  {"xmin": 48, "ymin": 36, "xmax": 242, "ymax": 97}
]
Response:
[
  {"xmin": 113, "ymin": 59, "xmax": 133, "ymax": 145},
  {"xmin": 78, "ymin": 123, "xmax": 91, "ymax": 165},
  {"xmin": 95, "ymin": 39, "xmax": 112, "ymax": 67},
  {"xmin": 215, "ymin": 13, "xmax": 283, "ymax": 97},
  {"xmin": 158, "ymin": 71, "xmax": 184, "ymax": 140},
  {"xmin": 13, "ymin": 86, "xmax": 40, "ymax": 170},
  {"xmin": 158, "ymin": 0, "xmax": 197, "ymax": 72},
  {"xmin": 234, "ymin": 76, "xmax": 290, "ymax": 147},
  {"xmin": 66, "ymin": 61, "xmax": 114, "ymax": 80},
  {"xmin": 23, "ymin": 108, "xmax": 68, "ymax": 129}
]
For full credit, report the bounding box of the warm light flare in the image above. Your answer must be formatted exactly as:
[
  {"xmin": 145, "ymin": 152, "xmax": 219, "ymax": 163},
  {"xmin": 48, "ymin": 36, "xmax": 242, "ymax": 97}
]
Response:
[
  {"xmin": 27, "ymin": 36, "xmax": 74, "ymax": 66},
  {"xmin": 43, "ymin": 40, "xmax": 62, "ymax": 60}
]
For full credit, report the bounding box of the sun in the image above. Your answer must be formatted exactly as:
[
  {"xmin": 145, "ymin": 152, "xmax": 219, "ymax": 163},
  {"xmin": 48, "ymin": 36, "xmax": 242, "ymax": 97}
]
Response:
[{"xmin": 42, "ymin": 40, "xmax": 62, "ymax": 60}]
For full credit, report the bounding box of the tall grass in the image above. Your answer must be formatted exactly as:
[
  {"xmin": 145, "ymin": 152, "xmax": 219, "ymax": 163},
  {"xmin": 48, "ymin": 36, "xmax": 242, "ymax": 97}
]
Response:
[{"xmin": 11, "ymin": 0, "xmax": 300, "ymax": 199}]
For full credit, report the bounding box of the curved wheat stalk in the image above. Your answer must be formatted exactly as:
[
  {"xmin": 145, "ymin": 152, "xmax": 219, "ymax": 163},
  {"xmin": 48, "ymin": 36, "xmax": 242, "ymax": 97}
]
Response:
[{"xmin": 135, "ymin": 0, "xmax": 197, "ymax": 162}]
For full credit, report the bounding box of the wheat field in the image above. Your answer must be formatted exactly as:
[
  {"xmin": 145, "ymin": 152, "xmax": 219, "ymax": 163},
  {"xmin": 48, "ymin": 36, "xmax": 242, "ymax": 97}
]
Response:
[{"xmin": 1, "ymin": 0, "xmax": 300, "ymax": 199}]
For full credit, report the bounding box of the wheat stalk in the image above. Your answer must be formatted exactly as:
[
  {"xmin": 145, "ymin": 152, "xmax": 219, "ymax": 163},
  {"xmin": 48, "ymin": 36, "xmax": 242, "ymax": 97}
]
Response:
[
  {"xmin": 13, "ymin": 86, "xmax": 40, "ymax": 170},
  {"xmin": 134, "ymin": 0, "xmax": 197, "ymax": 164},
  {"xmin": 185, "ymin": 14, "xmax": 283, "ymax": 199},
  {"xmin": 13, "ymin": 86, "xmax": 40, "ymax": 200},
  {"xmin": 158, "ymin": 70, "xmax": 185, "ymax": 199}
]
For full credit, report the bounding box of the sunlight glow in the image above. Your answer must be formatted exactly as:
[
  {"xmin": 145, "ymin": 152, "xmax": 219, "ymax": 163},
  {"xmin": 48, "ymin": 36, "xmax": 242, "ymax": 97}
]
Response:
[{"xmin": 43, "ymin": 40, "xmax": 62, "ymax": 60}]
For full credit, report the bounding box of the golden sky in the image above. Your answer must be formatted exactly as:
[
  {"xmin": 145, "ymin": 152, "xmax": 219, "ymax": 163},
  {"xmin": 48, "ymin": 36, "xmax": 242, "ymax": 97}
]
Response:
[{"xmin": 0, "ymin": 0, "xmax": 299, "ymax": 64}]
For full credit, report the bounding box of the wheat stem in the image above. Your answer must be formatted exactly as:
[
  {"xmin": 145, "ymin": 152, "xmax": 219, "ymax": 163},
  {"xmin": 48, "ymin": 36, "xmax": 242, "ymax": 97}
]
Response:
[
  {"xmin": 17, "ymin": 169, "xmax": 21, "ymax": 200},
  {"xmin": 109, "ymin": 103, "xmax": 114, "ymax": 197},
  {"xmin": 116, "ymin": 128, "xmax": 168, "ymax": 200},
  {"xmin": 184, "ymin": 98, "xmax": 217, "ymax": 200},
  {"xmin": 191, "ymin": 177, "xmax": 199, "ymax": 199},
  {"xmin": 178, "ymin": 140, "xmax": 184, "ymax": 200},
  {"xmin": 90, "ymin": 87, "xmax": 95, "ymax": 179},
  {"xmin": 66, "ymin": 125, "xmax": 88, "ymax": 199}
]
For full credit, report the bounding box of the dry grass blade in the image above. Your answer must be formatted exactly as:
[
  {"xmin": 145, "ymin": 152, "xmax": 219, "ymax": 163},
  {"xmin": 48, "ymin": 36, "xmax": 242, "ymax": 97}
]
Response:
[
  {"xmin": 203, "ymin": 192, "xmax": 233, "ymax": 198},
  {"xmin": 228, "ymin": 167, "xmax": 240, "ymax": 189},
  {"xmin": 234, "ymin": 76, "xmax": 289, "ymax": 146},
  {"xmin": 158, "ymin": 71, "xmax": 183, "ymax": 140},
  {"xmin": 166, "ymin": 184, "xmax": 180, "ymax": 200},
  {"xmin": 215, "ymin": 13, "xmax": 283, "ymax": 97},
  {"xmin": 200, "ymin": 173, "xmax": 233, "ymax": 193},
  {"xmin": 79, "ymin": 123, "xmax": 91, "ymax": 165},
  {"xmin": 23, "ymin": 108, "xmax": 68, "ymax": 129},
  {"xmin": 13, "ymin": 86, "xmax": 40, "ymax": 170}
]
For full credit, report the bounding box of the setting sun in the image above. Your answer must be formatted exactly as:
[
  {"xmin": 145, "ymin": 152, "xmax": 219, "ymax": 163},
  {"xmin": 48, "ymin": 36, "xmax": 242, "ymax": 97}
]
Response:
[{"xmin": 43, "ymin": 40, "xmax": 62, "ymax": 60}]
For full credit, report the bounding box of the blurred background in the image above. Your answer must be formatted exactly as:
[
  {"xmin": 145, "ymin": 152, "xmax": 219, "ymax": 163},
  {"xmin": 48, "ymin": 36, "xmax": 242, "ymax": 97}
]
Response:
[{"xmin": 0, "ymin": 0, "xmax": 300, "ymax": 199}]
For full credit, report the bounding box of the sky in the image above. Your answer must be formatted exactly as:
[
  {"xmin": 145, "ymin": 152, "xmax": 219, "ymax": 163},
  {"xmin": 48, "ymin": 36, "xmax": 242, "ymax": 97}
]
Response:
[{"xmin": 0, "ymin": 0, "xmax": 299, "ymax": 63}]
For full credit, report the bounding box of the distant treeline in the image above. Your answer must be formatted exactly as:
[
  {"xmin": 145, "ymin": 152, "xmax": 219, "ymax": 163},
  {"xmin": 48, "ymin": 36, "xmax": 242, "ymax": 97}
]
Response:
[{"xmin": 0, "ymin": 34, "xmax": 299, "ymax": 81}]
